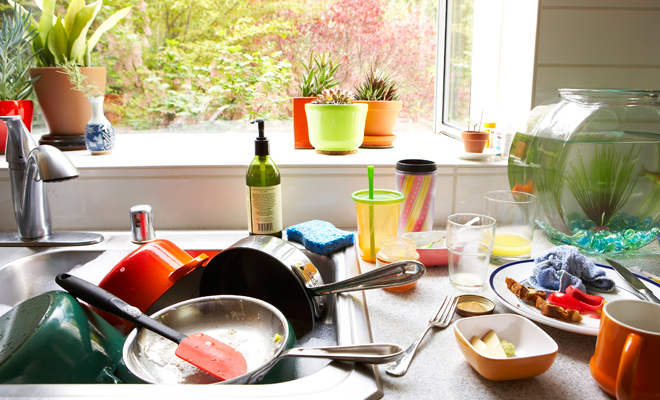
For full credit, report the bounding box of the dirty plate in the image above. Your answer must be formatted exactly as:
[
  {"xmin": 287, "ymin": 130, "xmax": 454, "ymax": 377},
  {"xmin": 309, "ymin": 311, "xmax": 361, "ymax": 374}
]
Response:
[
  {"xmin": 403, "ymin": 231, "xmax": 448, "ymax": 267},
  {"xmin": 489, "ymin": 259, "xmax": 660, "ymax": 335}
]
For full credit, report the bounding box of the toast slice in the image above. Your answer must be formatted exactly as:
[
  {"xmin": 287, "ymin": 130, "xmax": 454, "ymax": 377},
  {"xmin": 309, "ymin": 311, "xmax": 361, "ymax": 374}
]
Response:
[{"xmin": 506, "ymin": 277, "xmax": 582, "ymax": 322}]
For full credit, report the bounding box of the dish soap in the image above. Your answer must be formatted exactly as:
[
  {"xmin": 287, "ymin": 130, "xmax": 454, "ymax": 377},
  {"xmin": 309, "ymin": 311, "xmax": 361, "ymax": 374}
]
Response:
[{"xmin": 246, "ymin": 119, "xmax": 282, "ymax": 237}]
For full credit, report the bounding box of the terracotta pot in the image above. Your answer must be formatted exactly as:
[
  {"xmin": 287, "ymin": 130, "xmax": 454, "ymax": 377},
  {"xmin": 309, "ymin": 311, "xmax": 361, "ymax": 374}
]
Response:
[
  {"xmin": 355, "ymin": 100, "xmax": 402, "ymax": 136},
  {"xmin": 292, "ymin": 97, "xmax": 315, "ymax": 149},
  {"xmin": 461, "ymin": 131, "xmax": 489, "ymax": 153},
  {"xmin": 0, "ymin": 100, "xmax": 34, "ymax": 154},
  {"xmin": 29, "ymin": 67, "xmax": 106, "ymax": 150}
]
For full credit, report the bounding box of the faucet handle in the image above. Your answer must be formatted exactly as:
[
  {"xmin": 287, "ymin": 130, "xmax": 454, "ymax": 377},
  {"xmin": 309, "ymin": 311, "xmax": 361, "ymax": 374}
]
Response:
[{"xmin": 130, "ymin": 205, "xmax": 156, "ymax": 244}]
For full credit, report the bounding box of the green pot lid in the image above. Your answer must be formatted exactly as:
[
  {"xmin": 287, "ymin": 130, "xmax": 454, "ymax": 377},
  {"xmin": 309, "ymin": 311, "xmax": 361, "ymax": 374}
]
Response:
[{"xmin": 351, "ymin": 189, "xmax": 404, "ymax": 205}]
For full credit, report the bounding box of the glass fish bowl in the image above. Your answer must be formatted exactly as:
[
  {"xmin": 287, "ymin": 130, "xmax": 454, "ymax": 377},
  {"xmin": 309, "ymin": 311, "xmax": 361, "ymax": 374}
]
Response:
[{"xmin": 507, "ymin": 89, "xmax": 660, "ymax": 254}]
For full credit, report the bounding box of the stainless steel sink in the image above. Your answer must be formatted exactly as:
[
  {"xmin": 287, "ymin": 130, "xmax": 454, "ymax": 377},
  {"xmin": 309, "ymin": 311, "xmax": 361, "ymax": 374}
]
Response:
[{"xmin": 0, "ymin": 235, "xmax": 383, "ymax": 399}]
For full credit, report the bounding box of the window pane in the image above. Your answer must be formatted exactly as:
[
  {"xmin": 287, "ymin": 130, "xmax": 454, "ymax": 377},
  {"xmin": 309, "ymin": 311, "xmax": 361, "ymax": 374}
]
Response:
[
  {"xmin": 64, "ymin": 0, "xmax": 439, "ymax": 133},
  {"xmin": 443, "ymin": 0, "xmax": 473, "ymax": 130}
]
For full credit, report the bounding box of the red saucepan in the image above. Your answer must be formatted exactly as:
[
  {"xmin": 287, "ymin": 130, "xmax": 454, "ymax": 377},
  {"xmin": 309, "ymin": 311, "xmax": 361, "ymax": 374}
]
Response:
[{"xmin": 200, "ymin": 235, "xmax": 425, "ymax": 337}]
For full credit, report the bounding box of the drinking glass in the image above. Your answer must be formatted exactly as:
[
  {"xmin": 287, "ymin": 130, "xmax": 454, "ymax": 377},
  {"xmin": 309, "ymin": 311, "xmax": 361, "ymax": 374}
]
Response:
[
  {"xmin": 446, "ymin": 213, "xmax": 496, "ymax": 291},
  {"xmin": 484, "ymin": 190, "xmax": 538, "ymax": 265}
]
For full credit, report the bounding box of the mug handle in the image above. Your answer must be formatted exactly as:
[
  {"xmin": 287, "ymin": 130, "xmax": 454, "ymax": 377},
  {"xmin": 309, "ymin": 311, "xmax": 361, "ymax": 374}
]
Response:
[{"xmin": 616, "ymin": 332, "xmax": 644, "ymax": 400}]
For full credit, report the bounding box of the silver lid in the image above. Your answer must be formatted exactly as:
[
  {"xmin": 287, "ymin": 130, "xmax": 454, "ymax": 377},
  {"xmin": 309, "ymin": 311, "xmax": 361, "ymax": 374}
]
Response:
[{"xmin": 130, "ymin": 205, "xmax": 156, "ymax": 244}]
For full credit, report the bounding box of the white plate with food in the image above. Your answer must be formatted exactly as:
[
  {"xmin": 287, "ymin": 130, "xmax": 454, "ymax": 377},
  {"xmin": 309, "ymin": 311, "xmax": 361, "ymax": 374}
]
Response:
[{"xmin": 489, "ymin": 259, "xmax": 660, "ymax": 335}]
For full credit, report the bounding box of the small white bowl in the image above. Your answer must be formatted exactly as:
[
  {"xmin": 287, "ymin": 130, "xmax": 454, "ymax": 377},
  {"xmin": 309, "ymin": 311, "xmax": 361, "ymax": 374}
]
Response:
[
  {"xmin": 454, "ymin": 314, "xmax": 558, "ymax": 381},
  {"xmin": 403, "ymin": 231, "xmax": 448, "ymax": 267}
]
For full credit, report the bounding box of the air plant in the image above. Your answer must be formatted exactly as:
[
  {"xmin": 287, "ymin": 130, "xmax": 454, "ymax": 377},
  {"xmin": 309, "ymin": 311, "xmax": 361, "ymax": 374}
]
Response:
[
  {"xmin": 298, "ymin": 51, "xmax": 341, "ymax": 97},
  {"xmin": 353, "ymin": 63, "xmax": 400, "ymax": 101},
  {"xmin": 565, "ymin": 144, "xmax": 641, "ymax": 228},
  {"xmin": 311, "ymin": 88, "xmax": 355, "ymax": 105}
]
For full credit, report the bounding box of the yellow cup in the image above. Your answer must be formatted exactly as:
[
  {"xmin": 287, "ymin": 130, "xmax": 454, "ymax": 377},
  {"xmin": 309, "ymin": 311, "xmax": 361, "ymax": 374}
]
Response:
[{"xmin": 351, "ymin": 189, "xmax": 404, "ymax": 263}]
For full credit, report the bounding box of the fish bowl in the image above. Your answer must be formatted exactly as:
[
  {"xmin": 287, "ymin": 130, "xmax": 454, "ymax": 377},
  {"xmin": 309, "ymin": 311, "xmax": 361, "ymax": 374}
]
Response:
[{"xmin": 507, "ymin": 89, "xmax": 660, "ymax": 254}]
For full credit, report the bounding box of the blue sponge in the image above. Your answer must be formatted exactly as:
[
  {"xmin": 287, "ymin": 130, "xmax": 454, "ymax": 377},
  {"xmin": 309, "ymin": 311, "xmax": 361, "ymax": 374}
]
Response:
[{"xmin": 286, "ymin": 220, "xmax": 354, "ymax": 256}]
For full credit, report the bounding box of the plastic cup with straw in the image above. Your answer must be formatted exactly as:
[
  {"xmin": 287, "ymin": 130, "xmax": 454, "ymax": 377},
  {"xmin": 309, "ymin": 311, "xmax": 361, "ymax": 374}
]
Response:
[{"xmin": 351, "ymin": 166, "xmax": 405, "ymax": 263}]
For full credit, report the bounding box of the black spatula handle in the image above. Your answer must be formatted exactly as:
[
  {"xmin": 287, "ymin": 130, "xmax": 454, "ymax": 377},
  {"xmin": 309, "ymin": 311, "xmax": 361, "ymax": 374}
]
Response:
[{"xmin": 56, "ymin": 273, "xmax": 186, "ymax": 344}]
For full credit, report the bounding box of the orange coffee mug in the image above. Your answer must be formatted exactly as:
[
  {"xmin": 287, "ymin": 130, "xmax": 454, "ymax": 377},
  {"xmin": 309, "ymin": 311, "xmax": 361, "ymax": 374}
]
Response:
[{"xmin": 590, "ymin": 299, "xmax": 660, "ymax": 400}]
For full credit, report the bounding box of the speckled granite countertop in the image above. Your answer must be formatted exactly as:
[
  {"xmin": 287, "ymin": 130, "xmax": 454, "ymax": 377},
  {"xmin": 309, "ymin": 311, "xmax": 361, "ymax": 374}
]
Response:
[{"xmin": 362, "ymin": 230, "xmax": 660, "ymax": 400}]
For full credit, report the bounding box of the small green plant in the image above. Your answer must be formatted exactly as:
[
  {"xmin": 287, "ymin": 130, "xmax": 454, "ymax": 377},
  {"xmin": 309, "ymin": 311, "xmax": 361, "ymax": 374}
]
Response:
[
  {"xmin": 9, "ymin": 0, "xmax": 131, "ymax": 68},
  {"xmin": 58, "ymin": 59, "xmax": 102, "ymax": 97},
  {"xmin": 0, "ymin": 3, "xmax": 42, "ymax": 100},
  {"xmin": 354, "ymin": 63, "xmax": 400, "ymax": 101},
  {"xmin": 311, "ymin": 88, "xmax": 355, "ymax": 104},
  {"xmin": 298, "ymin": 51, "xmax": 341, "ymax": 97}
]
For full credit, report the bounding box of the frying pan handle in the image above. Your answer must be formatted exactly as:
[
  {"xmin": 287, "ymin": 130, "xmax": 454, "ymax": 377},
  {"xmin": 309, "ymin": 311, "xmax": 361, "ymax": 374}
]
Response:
[
  {"xmin": 310, "ymin": 260, "xmax": 425, "ymax": 295},
  {"xmin": 55, "ymin": 273, "xmax": 186, "ymax": 344}
]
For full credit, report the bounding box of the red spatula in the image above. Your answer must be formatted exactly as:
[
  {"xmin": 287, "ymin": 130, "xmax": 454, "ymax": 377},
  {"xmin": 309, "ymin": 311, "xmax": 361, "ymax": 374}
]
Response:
[{"xmin": 56, "ymin": 273, "xmax": 247, "ymax": 381}]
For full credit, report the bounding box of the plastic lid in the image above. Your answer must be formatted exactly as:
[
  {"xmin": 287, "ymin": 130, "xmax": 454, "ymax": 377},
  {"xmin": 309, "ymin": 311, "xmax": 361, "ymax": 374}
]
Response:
[
  {"xmin": 395, "ymin": 159, "xmax": 437, "ymax": 173},
  {"xmin": 483, "ymin": 122, "xmax": 497, "ymax": 129},
  {"xmin": 351, "ymin": 189, "xmax": 405, "ymax": 205}
]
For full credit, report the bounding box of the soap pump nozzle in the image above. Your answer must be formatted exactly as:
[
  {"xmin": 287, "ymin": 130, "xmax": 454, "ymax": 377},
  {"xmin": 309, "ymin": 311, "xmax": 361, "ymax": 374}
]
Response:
[{"xmin": 250, "ymin": 118, "xmax": 269, "ymax": 156}]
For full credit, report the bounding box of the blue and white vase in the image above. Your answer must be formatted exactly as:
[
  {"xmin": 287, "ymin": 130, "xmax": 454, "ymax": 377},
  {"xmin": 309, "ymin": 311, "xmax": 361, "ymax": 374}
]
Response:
[{"xmin": 85, "ymin": 96, "xmax": 115, "ymax": 155}]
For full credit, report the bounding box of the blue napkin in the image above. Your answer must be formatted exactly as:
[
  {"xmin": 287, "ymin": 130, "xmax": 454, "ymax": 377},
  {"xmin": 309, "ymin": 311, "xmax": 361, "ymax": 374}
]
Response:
[{"xmin": 529, "ymin": 245, "xmax": 615, "ymax": 293}]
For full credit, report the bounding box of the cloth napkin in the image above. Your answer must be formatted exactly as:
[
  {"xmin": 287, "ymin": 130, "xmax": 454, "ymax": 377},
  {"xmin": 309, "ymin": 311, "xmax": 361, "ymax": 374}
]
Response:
[{"xmin": 529, "ymin": 245, "xmax": 616, "ymax": 293}]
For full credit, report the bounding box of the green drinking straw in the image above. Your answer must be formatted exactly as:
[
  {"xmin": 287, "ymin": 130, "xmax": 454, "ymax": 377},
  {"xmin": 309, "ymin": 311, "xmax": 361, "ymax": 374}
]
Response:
[{"xmin": 368, "ymin": 166, "xmax": 375, "ymax": 261}]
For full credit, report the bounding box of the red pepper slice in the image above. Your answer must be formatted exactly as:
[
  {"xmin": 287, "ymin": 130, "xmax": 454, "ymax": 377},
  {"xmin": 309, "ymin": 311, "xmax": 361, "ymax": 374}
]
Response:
[
  {"xmin": 565, "ymin": 285, "xmax": 604, "ymax": 308},
  {"xmin": 547, "ymin": 292, "xmax": 602, "ymax": 312}
]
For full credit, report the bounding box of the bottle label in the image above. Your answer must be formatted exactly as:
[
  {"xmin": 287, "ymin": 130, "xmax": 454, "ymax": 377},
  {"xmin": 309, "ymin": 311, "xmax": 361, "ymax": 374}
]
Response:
[{"xmin": 247, "ymin": 184, "xmax": 283, "ymax": 234}]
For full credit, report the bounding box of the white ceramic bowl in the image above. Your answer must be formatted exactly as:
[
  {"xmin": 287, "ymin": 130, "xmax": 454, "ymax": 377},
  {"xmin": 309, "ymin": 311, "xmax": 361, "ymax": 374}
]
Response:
[
  {"xmin": 454, "ymin": 314, "xmax": 558, "ymax": 380},
  {"xmin": 403, "ymin": 231, "xmax": 448, "ymax": 267}
]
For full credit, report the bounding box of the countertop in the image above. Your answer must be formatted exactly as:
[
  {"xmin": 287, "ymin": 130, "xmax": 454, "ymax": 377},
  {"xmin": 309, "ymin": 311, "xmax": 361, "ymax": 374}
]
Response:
[{"xmin": 363, "ymin": 230, "xmax": 660, "ymax": 400}]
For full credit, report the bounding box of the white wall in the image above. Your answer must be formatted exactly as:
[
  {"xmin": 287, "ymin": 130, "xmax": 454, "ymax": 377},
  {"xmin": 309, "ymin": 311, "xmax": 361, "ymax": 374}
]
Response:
[{"xmin": 532, "ymin": 0, "xmax": 660, "ymax": 106}]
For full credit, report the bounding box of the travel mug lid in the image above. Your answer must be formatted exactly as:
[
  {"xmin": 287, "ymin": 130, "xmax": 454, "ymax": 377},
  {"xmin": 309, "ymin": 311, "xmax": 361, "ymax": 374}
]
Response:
[
  {"xmin": 396, "ymin": 159, "xmax": 437, "ymax": 173},
  {"xmin": 351, "ymin": 189, "xmax": 405, "ymax": 205}
]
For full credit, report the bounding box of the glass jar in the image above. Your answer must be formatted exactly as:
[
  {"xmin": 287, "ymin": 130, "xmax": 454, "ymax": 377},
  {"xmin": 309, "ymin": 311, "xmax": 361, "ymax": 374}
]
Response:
[
  {"xmin": 377, "ymin": 237, "xmax": 420, "ymax": 291},
  {"xmin": 508, "ymin": 89, "xmax": 660, "ymax": 254}
]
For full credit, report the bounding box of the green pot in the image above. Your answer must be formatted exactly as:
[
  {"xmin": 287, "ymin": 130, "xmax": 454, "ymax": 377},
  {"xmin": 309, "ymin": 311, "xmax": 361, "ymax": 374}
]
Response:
[{"xmin": 305, "ymin": 103, "xmax": 368, "ymax": 152}]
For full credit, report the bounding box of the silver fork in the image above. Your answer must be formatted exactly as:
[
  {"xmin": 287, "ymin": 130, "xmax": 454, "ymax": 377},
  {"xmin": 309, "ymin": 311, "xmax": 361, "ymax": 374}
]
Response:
[{"xmin": 385, "ymin": 295, "xmax": 458, "ymax": 377}]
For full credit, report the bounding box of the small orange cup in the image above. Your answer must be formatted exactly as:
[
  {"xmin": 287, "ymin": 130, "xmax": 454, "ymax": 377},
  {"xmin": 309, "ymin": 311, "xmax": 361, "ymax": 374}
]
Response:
[{"xmin": 590, "ymin": 299, "xmax": 660, "ymax": 400}]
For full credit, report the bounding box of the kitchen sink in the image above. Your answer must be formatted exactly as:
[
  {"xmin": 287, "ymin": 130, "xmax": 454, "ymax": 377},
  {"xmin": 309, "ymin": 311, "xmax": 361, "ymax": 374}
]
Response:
[{"xmin": 0, "ymin": 234, "xmax": 383, "ymax": 399}]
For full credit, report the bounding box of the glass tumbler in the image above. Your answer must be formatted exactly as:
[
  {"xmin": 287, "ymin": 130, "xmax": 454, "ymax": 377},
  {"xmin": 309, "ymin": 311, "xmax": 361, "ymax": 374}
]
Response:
[
  {"xmin": 446, "ymin": 213, "xmax": 496, "ymax": 291},
  {"xmin": 484, "ymin": 190, "xmax": 538, "ymax": 265}
]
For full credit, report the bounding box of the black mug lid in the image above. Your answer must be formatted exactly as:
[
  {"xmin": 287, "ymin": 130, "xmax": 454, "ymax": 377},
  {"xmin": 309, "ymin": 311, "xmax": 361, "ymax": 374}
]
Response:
[{"xmin": 396, "ymin": 159, "xmax": 437, "ymax": 173}]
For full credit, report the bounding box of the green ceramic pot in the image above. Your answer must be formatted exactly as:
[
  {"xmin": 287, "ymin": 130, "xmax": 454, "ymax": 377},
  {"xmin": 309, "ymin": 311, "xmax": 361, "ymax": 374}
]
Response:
[
  {"xmin": 0, "ymin": 291, "xmax": 126, "ymax": 384},
  {"xmin": 305, "ymin": 103, "xmax": 368, "ymax": 153}
]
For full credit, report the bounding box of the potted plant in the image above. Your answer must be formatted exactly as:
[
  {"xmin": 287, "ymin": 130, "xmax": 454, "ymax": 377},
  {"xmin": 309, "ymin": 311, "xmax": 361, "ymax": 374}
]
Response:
[
  {"xmin": 293, "ymin": 51, "xmax": 341, "ymax": 149},
  {"xmin": 0, "ymin": 4, "xmax": 41, "ymax": 154},
  {"xmin": 13, "ymin": 0, "xmax": 131, "ymax": 150},
  {"xmin": 305, "ymin": 88, "xmax": 368, "ymax": 155},
  {"xmin": 462, "ymin": 118, "xmax": 489, "ymax": 153},
  {"xmin": 354, "ymin": 63, "xmax": 402, "ymax": 148}
]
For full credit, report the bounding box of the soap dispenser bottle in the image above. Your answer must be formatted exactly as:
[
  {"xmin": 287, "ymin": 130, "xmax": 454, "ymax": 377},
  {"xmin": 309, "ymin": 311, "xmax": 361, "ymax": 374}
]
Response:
[{"xmin": 246, "ymin": 119, "xmax": 282, "ymax": 237}]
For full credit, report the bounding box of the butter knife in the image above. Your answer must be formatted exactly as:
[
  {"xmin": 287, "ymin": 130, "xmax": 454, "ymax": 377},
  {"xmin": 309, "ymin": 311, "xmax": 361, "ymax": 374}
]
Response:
[{"xmin": 605, "ymin": 259, "xmax": 660, "ymax": 304}]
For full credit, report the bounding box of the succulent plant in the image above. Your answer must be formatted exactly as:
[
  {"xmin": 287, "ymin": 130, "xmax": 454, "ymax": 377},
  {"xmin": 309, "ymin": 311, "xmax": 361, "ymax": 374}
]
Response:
[
  {"xmin": 298, "ymin": 51, "xmax": 341, "ymax": 97},
  {"xmin": 311, "ymin": 88, "xmax": 355, "ymax": 105},
  {"xmin": 0, "ymin": 3, "xmax": 42, "ymax": 101},
  {"xmin": 354, "ymin": 63, "xmax": 400, "ymax": 101}
]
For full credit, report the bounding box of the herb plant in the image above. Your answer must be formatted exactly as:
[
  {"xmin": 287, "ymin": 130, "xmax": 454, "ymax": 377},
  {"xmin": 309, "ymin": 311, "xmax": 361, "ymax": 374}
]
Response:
[
  {"xmin": 59, "ymin": 59, "xmax": 102, "ymax": 98},
  {"xmin": 354, "ymin": 63, "xmax": 400, "ymax": 101},
  {"xmin": 298, "ymin": 51, "xmax": 341, "ymax": 97},
  {"xmin": 0, "ymin": 4, "xmax": 41, "ymax": 101}
]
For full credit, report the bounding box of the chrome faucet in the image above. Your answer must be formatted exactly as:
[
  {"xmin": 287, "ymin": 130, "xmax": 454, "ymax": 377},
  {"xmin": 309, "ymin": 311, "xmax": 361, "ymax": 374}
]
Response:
[{"xmin": 0, "ymin": 116, "xmax": 103, "ymax": 246}]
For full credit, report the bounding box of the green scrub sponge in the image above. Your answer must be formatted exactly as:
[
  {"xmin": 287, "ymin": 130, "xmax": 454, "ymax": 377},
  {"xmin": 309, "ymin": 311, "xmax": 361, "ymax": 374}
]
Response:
[{"xmin": 286, "ymin": 220, "xmax": 354, "ymax": 256}]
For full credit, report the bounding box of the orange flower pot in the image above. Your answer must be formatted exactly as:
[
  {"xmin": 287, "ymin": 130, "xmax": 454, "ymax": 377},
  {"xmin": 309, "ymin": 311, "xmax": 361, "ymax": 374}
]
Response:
[
  {"xmin": 355, "ymin": 100, "xmax": 402, "ymax": 136},
  {"xmin": 461, "ymin": 131, "xmax": 489, "ymax": 153},
  {"xmin": 292, "ymin": 97, "xmax": 315, "ymax": 149}
]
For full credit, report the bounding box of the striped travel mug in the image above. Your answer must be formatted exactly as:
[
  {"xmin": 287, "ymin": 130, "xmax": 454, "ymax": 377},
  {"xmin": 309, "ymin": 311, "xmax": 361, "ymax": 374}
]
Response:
[{"xmin": 395, "ymin": 159, "xmax": 437, "ymax": 235}]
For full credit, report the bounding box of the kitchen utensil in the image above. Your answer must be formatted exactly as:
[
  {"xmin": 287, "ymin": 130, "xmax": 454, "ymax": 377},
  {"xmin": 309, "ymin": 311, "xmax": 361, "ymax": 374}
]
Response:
[
  {"xmin": 489, "ymin": 260, "xmax": 660, "ymax": 335},
  {"xmin": 605, "ymin": 259, "xmax": 660, "ymax": 304},
  {"xmin": 56, "ymin": 273, "xmax": 248, "ymax": 382},
  {"xmin": 484, "ymin": 190, "xmax": 537, "ymax": 265},
  {"xmin": 446, "ymin": 213, "xmax": 496, "ymax": 291},
  {"xmin": 122, "ymin": 294, "xmax": 404, "ymax": 384},
  {"xmin": 395, "ymin": 159, "xmax": 437, "ymax": 235},
  {"xmin": 454, "ymin": 314, "xmax": 558, "ymax": 381},
  {"xmin": 403, "ymin": 231, "xmax": 448, "ymax": 267},
  {"xmin": 94, "ymin": 239, "xmax": 208, "ymax": 334},
  {"xmin": 421, "ymin": 236, "xmax": 445, "ymax": 249},
  {"xmin": 200, "ymin": 235, "xmax": 424, "ymax": 338},
  {"xmin": 0, "ymin": 291, "xmax": 124, "ymax": 384},
  {"xmin": 352, "ymin": 188, "xmax": 405, "ymax": 263},
  {"xmin": 368, "ymin": 165, "xmax": 376, "ymax": 260},
  {"xmin": 590, "ymin": 299, "xmax": 660, "ymax": 399},
  {"xmin": 385, "ymin": 295, "xmax": 458, "ymax": 376}
]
